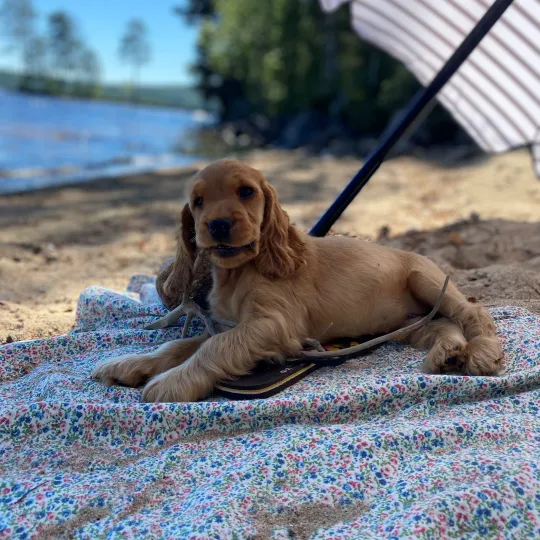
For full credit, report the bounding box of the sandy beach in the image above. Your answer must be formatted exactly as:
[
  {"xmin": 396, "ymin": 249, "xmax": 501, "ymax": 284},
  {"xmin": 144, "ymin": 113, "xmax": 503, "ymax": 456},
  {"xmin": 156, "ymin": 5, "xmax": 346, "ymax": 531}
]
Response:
[{"xmin": 1, "ymin": 148, "xmax": 539, "ymax": 343}]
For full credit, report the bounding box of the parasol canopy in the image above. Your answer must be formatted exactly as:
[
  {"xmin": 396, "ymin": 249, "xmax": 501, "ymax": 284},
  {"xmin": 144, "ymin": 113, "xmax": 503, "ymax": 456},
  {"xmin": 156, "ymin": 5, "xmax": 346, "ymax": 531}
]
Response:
[{"xmin": 320, "ymin": 0, "xmax": 540, "ymax": 176}]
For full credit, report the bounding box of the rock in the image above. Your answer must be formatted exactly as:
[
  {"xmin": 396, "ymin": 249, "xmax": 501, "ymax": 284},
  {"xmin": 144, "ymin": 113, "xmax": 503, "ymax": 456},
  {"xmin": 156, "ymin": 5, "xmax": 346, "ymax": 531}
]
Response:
[{"xmin": 5, "ymin": 334, "xmax": 16, "ymax": 343}]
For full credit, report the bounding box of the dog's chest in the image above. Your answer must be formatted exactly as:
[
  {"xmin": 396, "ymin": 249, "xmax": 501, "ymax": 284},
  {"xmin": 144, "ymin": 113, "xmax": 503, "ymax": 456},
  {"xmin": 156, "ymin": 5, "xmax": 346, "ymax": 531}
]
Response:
[
  {"xmin": 207, "ymin": 266, "xmax": 249, "ymax": 324},
  {"xmin": 209, "ymin": 285, "xmax": 244, "ymax": 323}
]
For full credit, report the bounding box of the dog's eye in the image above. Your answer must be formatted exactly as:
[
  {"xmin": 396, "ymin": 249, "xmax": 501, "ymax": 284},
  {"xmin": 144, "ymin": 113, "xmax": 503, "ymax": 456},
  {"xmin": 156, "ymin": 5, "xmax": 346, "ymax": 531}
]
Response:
[
  {"xmin": 193, "ymin": 196, "xmax": 203, "ymax": 208},
  {"xmin": 238, "ymin": 186, "xmax": 254, "ymax": 200}
]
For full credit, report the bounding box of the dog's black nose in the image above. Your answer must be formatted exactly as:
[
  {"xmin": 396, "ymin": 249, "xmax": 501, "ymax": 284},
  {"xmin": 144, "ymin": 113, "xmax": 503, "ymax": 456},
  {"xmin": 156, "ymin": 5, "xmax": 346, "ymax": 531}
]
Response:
[{"xmin": 208, "ymin": 219, "xmax": 232, "ymax": 242}]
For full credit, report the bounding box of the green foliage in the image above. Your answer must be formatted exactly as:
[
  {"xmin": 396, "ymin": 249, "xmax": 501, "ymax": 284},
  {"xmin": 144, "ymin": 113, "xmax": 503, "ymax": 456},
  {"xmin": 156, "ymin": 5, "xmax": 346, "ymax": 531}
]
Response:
[
  {"xmin": 197, "ymin": 0, "xmax": 328, "ymax": 117},
  {"xmin": 0, "ymin": 0, "xmax": 35, "ymax": 41},
  {"xmin": 177, "ymin": 0, "xmax": 460, "ymax": 141},
  {"xmin": 47, "ymin": 11, "xmax": 78, "ymax": 77},
  {"xmin": 22, "ymin": 36, "xmax": 46, "ymax": 77},
  {"xmin": 119, "ymin": 19, "xmax": 151, "ymax": 67},
  {"xmin": 0, "ymin": 1, "xmax": 183, "ymax": 106},
  {"xmin": 119, "ymin": 18, "xmax": 151, "ymax": 94},
  {"xmin": 44, "ymin": 11, "xmax": 104, "ymax": 97},
  {"xmin": 76, "ymin": 48, "xmax": 101, "ymax": 96},
  {"xmin": 0, "ymin": 69, "xmax": 204, "ymax": 109},
  {"xmin": 0, "ymin": 0, "xmax": 36, "ymax": 72},
  {"xmin": 0, "ymin": 1, "xmax": 103, "ymax": 98}
]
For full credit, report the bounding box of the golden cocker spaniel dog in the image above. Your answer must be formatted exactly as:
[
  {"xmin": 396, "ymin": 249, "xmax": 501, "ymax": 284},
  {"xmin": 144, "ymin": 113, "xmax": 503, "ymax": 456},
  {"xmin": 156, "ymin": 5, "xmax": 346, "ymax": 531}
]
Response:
[{"xmin": 92, "ymin": 159, "xmax": 503, "ymax": 401}]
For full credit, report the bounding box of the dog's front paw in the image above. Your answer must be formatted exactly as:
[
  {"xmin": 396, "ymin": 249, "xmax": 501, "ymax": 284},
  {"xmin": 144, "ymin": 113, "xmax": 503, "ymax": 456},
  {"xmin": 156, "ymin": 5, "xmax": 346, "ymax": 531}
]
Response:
[
  {"xmin": 465, "ymin": 336, "xmax": 503, "ymax": 376},
  {"xmin": 91, "ymin": 353, "xmax": 152, "ymax": 388},
  {"xmin": 141, "ymin": 367, "xmax": 210, "ymax": 403}
]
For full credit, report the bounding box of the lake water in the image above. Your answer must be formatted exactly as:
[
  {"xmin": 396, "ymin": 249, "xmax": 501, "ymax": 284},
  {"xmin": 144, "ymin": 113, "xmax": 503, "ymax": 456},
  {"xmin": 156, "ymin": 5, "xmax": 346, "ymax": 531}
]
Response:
[{"xmin": 0, "ymin": 89, "xmax": 213, "ymax": 195}]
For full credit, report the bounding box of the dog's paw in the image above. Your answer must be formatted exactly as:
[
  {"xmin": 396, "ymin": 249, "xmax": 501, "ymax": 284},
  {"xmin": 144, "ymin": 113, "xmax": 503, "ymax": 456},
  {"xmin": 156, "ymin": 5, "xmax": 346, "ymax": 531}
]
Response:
[
  {"xmin": 91, "ymin": 353, "xmax": 151, "ymax": 388},
  {"xmin": 464, "ymin": 336, "xmax": 503, "ymax": 376},
  {"xmin": 422, "ymin": 337, "xmax": 468, "ymax": 375},
  {"xmin": 141, "ymin": 371, "xmax": 189, "ymax": 402},
  {"xmin": 141, "ymin": 365, "xmax": 213, "ymax": 403}
]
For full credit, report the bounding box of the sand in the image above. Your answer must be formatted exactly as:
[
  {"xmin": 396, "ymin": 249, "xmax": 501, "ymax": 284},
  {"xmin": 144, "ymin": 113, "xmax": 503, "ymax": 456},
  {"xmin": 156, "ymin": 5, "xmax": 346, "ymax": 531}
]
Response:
[{"xmin": 1, "ymin": 148, "xmax": 539, "ymax": 343}]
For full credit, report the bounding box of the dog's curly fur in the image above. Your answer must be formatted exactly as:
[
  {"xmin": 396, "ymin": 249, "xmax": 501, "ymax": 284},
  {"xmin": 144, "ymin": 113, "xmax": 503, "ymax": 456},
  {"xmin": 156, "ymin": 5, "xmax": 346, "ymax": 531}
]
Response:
[{"xmin": 92, "ymin": 159, "xmax": 503, "ymax": 402}]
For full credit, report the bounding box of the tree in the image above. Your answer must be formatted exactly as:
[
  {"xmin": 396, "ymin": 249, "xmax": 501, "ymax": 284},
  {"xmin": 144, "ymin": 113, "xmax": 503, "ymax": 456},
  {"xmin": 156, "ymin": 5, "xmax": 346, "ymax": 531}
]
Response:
[
  {"xmin": 174, "ymin": 1, "xmax": 252, "ymax": 122},
  {"xmin": 0, "ymin": 0, "xmax": 37, "ymax": 77},
  {"xmin": 177, "ymin": 0, "xmax": 331, "ymax": 120},
  {"xmin": 23, "ymin": 35, "xmax": 46, "ymax": 77},
  {"xmin": 47, "ymin": 11, "xmax": 79, "ymax": 86},
  {"xmin": 175, "ymin": 0, "xmax": 463, "ymax": 147},
  {"xmin": 173, "ymin": 0, "xmax": 213, "ymax": 23},
  {"xmin": 119, "ymin": 18, "xmax": 151, "ymax": 99},
  {"xmin": 175, "ymin": 1, "xmax": 418, "ymax": 130},
  {"xmin": 77, "ymin": 47, "xmax": 101, "ymax": 97}
]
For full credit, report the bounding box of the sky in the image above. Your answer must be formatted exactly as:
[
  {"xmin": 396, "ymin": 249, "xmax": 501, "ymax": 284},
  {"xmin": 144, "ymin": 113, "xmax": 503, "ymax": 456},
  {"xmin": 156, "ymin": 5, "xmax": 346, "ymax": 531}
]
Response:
[{"xmin": 0, "ymin": 0, "xmax": 198, "ymax": 86}]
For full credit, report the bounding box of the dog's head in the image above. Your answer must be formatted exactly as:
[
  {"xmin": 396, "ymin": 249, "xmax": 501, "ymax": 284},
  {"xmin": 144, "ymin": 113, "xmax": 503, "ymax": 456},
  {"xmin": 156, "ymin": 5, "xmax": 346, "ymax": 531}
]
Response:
[{"xmin": 183, "ymin": 159, "xmax": 306, "ymax": 278}]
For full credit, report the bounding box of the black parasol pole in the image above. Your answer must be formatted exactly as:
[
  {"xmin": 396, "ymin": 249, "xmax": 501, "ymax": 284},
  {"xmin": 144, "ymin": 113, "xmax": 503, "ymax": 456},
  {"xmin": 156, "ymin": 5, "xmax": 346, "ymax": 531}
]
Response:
[{"xmin": 309, "ymin": 0, "xmax": 515, "ymax": 237}]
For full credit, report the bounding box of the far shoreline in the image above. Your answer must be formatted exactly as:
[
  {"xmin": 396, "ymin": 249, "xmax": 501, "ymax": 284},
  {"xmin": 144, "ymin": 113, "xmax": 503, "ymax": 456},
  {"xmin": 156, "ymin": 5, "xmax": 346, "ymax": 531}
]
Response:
[
  {"xmin": 0, "ymin": 158, "xmax": 202, "ymax": 196},
  {"xmin": 0, "ymin": 88, "xmax": 214, "ymax": 195}
]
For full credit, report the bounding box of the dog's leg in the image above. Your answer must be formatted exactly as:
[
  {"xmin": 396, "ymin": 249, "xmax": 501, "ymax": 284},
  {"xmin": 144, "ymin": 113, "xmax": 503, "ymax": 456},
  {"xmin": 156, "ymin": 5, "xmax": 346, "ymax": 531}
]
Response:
[
  {"xmin": 401, "ymin": 317, "xmax": 468, "ymax": 374},
  {"xmin": 407, "ymin": 255, "xmax": 502, "ymax": 375},
  {"xmin": 92, "ymin": 332, "xmax": 209, "ymax": 387},
  {"xmin": 142, "ymin": 315, "xmax": 301, "ymax": 402}
]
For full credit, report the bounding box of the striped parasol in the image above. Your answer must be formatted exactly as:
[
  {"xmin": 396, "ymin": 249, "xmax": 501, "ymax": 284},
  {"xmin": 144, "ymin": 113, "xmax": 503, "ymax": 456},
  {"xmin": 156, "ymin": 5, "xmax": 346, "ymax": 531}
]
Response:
[{"xmin": 319, "ymin": 0, "xmax": 540, "ymax": 176}]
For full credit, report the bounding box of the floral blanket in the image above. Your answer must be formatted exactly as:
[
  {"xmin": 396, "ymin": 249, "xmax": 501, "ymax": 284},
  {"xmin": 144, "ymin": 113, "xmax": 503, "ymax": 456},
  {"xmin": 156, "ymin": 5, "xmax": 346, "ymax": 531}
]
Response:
[{"xmin": 0, "ymin": 276, "xmax": 539, "ymax": 539}]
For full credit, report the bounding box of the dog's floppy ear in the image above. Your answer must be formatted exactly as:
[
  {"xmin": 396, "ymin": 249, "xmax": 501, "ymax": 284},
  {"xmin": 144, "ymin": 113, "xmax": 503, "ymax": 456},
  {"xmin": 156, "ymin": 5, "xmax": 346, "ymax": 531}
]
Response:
[
  {"xmin": 156, "ymin": 204, "xmax": 197, "ymax": 309},
  {"xmin": 179, "ymin": 202, "xmax": 197, "ymax": 262},
  {"xmin": 255, "ymin": 181, "xmax": 306, "ymax": 279}
]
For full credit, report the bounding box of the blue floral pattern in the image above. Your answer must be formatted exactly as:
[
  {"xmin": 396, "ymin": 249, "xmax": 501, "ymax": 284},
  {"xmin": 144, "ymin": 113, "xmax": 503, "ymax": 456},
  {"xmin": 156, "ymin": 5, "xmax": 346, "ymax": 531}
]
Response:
[{"xmin": 0, "ymin": 277, "xmax": 539, "ymax": 538}]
